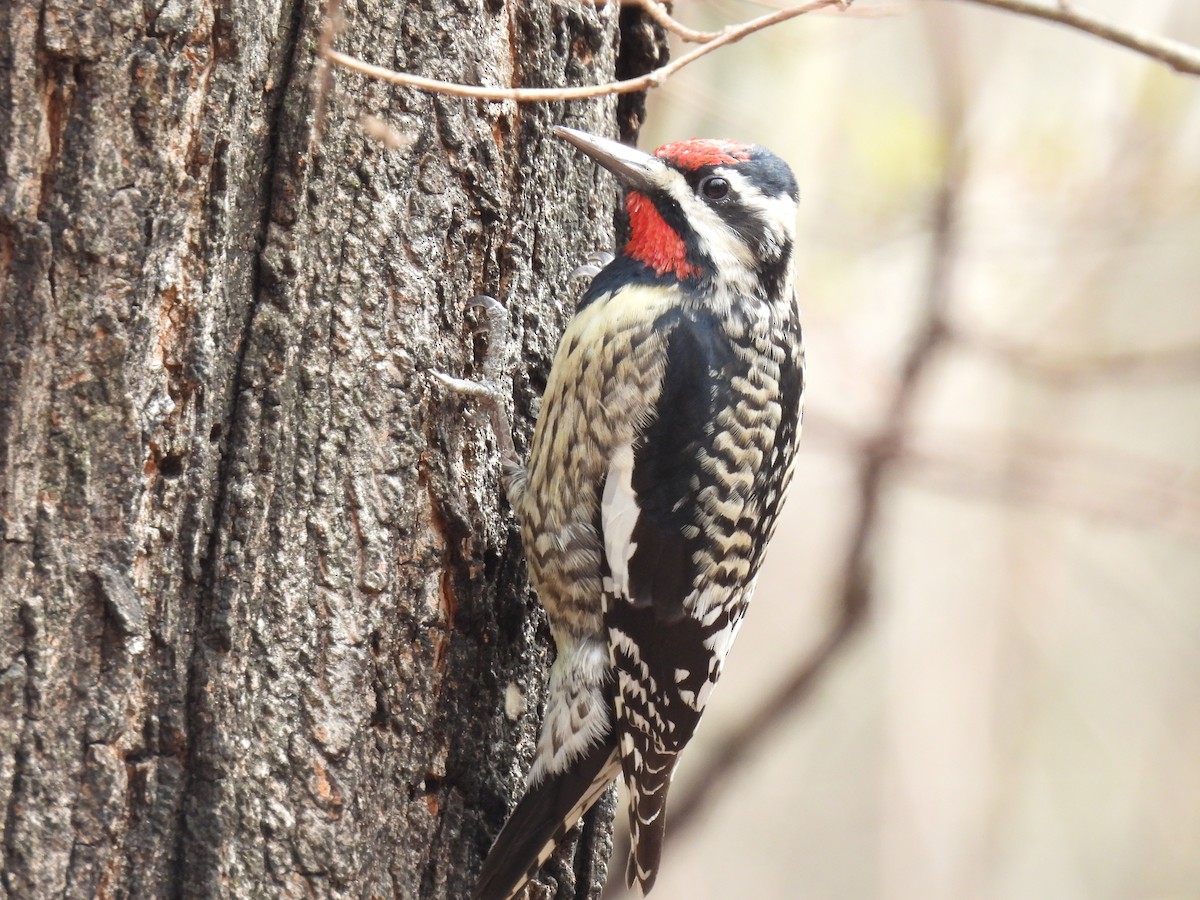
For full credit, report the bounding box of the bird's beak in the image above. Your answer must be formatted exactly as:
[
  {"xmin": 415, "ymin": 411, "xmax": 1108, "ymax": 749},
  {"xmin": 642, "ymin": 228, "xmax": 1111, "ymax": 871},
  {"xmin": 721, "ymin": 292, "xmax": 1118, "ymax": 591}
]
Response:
[{"xmin": 553, "ymin": 126, "xmax": 660, "ymax": 194}]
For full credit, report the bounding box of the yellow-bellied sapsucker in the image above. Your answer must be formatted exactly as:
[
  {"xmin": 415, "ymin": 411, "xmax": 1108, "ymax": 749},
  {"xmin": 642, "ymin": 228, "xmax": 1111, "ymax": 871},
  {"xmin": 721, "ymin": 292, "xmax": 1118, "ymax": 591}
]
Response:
[{"xmin": 437, "ymin": 126, "xmax": 804, "ymax": 899}]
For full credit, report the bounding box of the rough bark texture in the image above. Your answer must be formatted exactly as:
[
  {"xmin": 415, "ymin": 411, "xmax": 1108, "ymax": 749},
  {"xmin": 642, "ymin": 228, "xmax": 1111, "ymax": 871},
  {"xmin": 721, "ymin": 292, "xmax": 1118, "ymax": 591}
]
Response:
[{"xmin": 0, "ymin": 0, "xmax": 665, "ymax": 896}]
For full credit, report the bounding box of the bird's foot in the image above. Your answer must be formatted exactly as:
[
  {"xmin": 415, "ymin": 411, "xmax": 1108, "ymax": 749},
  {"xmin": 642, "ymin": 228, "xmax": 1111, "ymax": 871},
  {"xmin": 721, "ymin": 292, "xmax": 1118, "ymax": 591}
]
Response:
[
  {"xmin": 431, "ymin": 295, "xmax": 522, "ymax": 483},
  {"xmin": 569, "ymin": 251, "xmax": 616, "ymax": 283}
]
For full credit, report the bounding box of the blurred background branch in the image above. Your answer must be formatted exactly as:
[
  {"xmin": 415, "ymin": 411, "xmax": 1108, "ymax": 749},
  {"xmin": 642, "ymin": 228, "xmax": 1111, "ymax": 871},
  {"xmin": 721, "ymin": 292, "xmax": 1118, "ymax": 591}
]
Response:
[
  {"xmin": 948, "ymin": 326, "xmax": 1200, "ymax": 384},
  {"xmin": 946, "ymin": 0, "xmax": 1200, "ymax": 75}
]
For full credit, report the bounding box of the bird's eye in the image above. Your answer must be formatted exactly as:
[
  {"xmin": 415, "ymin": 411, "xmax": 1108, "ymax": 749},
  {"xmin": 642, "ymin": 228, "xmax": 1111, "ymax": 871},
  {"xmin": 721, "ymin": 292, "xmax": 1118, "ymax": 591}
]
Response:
[{"xmin": 700, "ymin": 176, "xmax": 729, "ymax": 200}]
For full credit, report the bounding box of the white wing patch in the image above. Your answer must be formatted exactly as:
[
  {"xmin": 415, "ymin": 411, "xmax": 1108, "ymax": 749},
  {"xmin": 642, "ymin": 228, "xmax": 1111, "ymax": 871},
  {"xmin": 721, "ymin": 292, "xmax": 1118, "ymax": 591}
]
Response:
[{"xmin": 601, "ymin": 442, "xmax": 640, "ymax": 601}]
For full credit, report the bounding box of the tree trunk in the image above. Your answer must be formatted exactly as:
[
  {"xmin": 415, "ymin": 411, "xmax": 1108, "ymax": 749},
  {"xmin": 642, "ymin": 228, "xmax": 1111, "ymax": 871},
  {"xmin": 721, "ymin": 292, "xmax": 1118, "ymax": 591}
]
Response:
[{"xmin": 0, "ymin": 1, "xmax": 664, "ymax": 896}]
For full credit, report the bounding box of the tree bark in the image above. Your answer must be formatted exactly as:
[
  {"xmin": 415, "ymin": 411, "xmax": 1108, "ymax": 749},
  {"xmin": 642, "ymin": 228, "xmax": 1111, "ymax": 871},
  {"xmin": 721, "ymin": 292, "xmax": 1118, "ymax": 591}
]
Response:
[{"xmin": 0, "ymin": 1, "xmax": 664, "ymax": 896}]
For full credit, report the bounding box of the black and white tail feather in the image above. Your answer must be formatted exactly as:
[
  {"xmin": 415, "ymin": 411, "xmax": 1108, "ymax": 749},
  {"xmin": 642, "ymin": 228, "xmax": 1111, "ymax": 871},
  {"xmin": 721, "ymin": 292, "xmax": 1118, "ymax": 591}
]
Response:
[{"xmin": 472, "ymin": 737, "xmax": 620, "ymax": 900}]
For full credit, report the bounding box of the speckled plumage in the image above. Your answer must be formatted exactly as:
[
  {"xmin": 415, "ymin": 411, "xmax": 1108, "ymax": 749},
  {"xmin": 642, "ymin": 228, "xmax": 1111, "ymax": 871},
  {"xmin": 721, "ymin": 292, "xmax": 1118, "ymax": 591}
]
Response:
[{"xmin": 464, "ymin": 128, "xmax": 805, "ymax": 900}]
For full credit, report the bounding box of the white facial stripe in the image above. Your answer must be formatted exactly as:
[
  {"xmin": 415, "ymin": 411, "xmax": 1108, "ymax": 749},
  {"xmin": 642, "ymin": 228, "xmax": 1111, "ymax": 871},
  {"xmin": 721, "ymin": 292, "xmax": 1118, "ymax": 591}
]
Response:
[
  {"xmin": 662, "ymin": 173, "xmax": 757, "ymax": 296},
  {"xmin": 655, "ymin": 166, "xmax": 797, "ymax": 298},
  {"xmin": 721, "ymin": 169, "xmax": 798, "ymax": 259}
]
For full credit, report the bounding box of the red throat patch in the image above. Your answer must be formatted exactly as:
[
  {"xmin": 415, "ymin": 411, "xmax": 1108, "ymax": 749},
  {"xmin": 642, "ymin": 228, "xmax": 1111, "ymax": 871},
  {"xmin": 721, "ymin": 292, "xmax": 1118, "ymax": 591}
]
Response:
[
  {"xmin": 654, "ymin": 139, "xmax": 752, "ymax": 171},
  {"xmin": 624, "ymin": 192, "xmax": 699, "ymax": 280}
]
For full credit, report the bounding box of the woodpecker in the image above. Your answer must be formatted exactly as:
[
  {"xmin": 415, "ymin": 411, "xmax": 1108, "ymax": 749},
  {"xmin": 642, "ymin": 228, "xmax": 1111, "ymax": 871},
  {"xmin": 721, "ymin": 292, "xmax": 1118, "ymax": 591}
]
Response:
[{"xmin": 440, "ymin": 126, "xmax": 804, "ymax": 899}]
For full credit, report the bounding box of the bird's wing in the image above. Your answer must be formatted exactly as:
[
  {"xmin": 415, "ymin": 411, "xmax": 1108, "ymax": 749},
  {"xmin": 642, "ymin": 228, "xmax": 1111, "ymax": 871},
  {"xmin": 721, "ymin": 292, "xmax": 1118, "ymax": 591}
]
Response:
[{"xmin": 600, "ymin": 306, "xmax": 756, "ymax": 894}]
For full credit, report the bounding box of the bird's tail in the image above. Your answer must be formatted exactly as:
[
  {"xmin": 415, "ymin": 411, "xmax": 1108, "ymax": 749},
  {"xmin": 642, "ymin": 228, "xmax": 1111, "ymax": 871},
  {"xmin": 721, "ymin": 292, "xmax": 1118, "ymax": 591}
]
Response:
[
  {"xmin": 472, "ymin": 734, "xmax": 620, "ymax": 900},
  {"xmin": 623, "ymin": 743, "xmax": 679, "ymax": 896}
]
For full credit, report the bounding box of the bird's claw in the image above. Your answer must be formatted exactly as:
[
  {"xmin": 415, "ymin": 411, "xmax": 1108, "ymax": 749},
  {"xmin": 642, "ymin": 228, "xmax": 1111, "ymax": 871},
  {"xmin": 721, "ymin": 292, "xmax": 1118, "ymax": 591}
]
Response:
[
  {"xmin": 456, "ymin": 295, "xmax": 513, "ymax": 382},
  {"xmin": 570, "ymin": 264, "xmax": 601, "ymax": 281},
  {"xmin": 569, "ymin": 251, "xmax": 615, "ymax": 282},
  {"xmin": 465, "ymin": 294, "xmax": 508, "ymax": 337},
  {"xmin": 430, "ymin": 297, "xmax": 520, "ymax": 468},
  {"xmin": 429, "ymin": 369, "xmax": 495, "ymax": 399}
]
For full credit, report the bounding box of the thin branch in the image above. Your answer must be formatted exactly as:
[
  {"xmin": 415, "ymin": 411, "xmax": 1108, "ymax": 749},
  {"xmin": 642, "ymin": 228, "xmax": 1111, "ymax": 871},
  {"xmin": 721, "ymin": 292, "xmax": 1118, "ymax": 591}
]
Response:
[
  {"xmin": 950, "ymin": 326, "xmax": 1200, "ymax": 385},
  {"xmin": 323, "ymin": 0, "xmax": 851, "ymax": 102},
  {"xmin": 323, "ymin": 0, "xmax": 1200, "ymax": 110},
  {"xmin": 800, "ymin": 412, "xmax": 1200, "ymax": 541},
  {"xmin": 621, "ymin": 0, "xmax": 720, "ymax": 42},
  {"xmin": 944, "ymin": 0, "xmax": 1200, "ymax": 75},
  {"xmin": 733, "ymin": 0, "xmax": 907, "ymax": 17},
  {"xmin": 896, "ymin": 429, "xmax": 1200, "ymax": 540}
]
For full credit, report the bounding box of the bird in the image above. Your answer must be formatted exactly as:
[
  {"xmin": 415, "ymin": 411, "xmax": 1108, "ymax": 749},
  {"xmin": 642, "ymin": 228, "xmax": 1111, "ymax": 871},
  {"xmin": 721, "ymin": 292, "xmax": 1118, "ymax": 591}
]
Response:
[{"xmin": 438, "ymin": 125, "xmax": 804, "ymax": 899}]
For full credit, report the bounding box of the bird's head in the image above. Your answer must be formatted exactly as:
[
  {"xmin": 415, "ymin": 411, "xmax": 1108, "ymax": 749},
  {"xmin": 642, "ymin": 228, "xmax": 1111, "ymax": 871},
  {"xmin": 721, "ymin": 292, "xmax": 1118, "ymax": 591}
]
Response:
[{"xmin": 555, "ymin": 126, "xmax": 798, "ymax": 302}]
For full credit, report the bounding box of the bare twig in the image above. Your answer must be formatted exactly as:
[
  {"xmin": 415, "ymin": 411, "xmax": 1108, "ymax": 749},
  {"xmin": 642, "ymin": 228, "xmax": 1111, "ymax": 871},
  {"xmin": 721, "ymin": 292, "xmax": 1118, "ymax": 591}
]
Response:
[
  {"xmin": 323, "ymin": 0, "xmax": 1199, "ymax": 114},
  {"xmin": 800, "ymin": 412, "xmax": 1200, "ymax": 541},
  {"xmin": 896, "ymin": 427, "xmax": 1200, "ymax": 540},
  {"xmin": 944, "ymin": 0, "xmax": 1200, "ymax": 75},
  {"xmin": 323, "ymin": 0, "xmax": 852, "ymax": 102},
  {"xmin": 622, "ymin": 0, "xmax": 720, "ymax": 42},
  {"xmin": 733, "ymin": 0, "xmax": 907, "ymax": 17},
  {"xmin": 950, "ymin": 326, "xmax": 1200, "ymax": 385}
]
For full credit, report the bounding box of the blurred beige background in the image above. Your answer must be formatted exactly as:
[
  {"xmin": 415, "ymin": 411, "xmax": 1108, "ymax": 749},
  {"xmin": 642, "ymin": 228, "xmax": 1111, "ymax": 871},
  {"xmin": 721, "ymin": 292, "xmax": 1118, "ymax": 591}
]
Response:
[{"xmin": 610, "ymin": 2, "xmax": 1200, "ymax": 897}]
